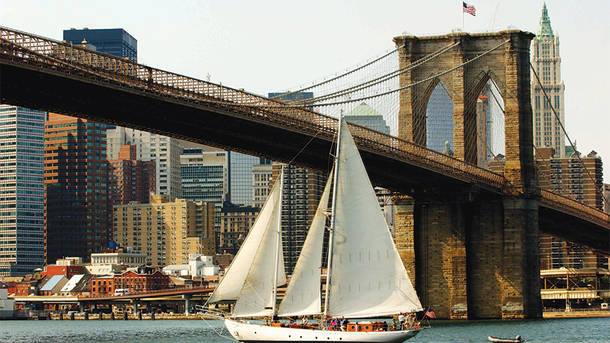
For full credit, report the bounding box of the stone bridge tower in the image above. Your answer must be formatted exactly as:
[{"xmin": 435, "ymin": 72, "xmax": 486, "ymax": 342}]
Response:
[{"xmin": 393, "ymin": 30, "xmax": 541, "ymax": 319}]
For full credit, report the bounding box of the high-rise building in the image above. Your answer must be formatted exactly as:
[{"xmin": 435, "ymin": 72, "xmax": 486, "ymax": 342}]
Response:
[
  {"xmin": 219, "ymin": 203, "xmax": 259, "ymax": 254},
  {"xmin": 0, "ymin": 105, "xmax": 45, "ymax": 276},
  {"xmin": 228, "ymin": 152, "xmax": 261, "ymax": 206},
  {"xmin": 107, "ymin": 127, "xmax": 183, "ymax": 200},
  {"xmin": 114, "ymin": 195, "xmax": 215, "ymax": 266},
  {"xmin": 44, "ymin": 113, "xmax": 111, "ymax": 263},
  {"xmin": 252, "ymin": 163, "xmax": 273, "ymax": 208},
  {"xmin": 180, "ymin": 148, "xmax": 228, "ymax": 203},
  {"xmin": 531, "ymin": 4, "xmax": 566, "ymax": 157},
  {"xmin": 271, "ymin": 163, "xmax": 327, "ymax": 274},
  {"xmin": 344, "ymin": 102, "xmax": 391, "ymax": 135},
  {"xmin": 109, "ymin": 144, "xmax": 155, "ymax": 205},
  {"xmin": 63, "ymin": 28, "xmax": 137, "ymax": 62},
  {"xmin": 426, "ymin": 84, "xmax": 454, "ymax": 154}
]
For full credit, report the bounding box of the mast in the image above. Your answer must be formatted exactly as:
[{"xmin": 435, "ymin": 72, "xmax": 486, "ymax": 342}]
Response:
[
  {"xmin": 271, "ymin": 165, "xmax": 284, "ymax": 317},
  {"xmin": 323, "ymin": 117, "xmax": 343, "ymax": 319}
]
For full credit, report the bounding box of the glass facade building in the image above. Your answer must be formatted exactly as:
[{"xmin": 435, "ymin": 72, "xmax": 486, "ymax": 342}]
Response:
[
  {"xmin": 0, "ymin": 105, "xmax": 45, "ymax": 276},
  {"xmin": 63, "ymin": 28, "xmax": 137, "ymax": 62},
  {"xmin": 426, "ymin": 84, "xmax": 454, "ymax": 154},
  {"xmin": 228, "ymin": 152, "xmax": 262, "ymax": 206}
]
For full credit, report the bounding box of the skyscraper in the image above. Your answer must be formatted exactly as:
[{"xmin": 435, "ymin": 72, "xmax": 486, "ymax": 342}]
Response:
[
  {"xmin": 228, "ymin": 152, "xmax": 261, "ymax": 206},
  {"xmin": 343, "ymin": 102, "xmax": 391, "ymax": 134},
  {"xmin": 63, "ymin": 28, "xmax": 137, "ymax": 62},
  {"xmin": 426, "ymin": 84, "xmax": 454, "ymax": 154},
  {"xmin": 45, "ymin": 113, "xmax": 111, "ymax": 263},
  {"xmin": 252, "ymin": 162, "xmax": 273, "ymax": 208},
  {"xmin": 109, "ymin": 144, "xmax": 155, "ymax": 205},
  {"xmin": 0, "ymin": 105, "xmax": 45, "ymax": 276},
  {"xmin": 531, "ymin": 4, "xmax": 566, "ymax": 157},
  {"xmin": 604, "ymin": 184, "xmax": 610, "ymax": 214},
  {"xmin": 107, "ymin": 127, "xmax": 183, "ymax": 200}
]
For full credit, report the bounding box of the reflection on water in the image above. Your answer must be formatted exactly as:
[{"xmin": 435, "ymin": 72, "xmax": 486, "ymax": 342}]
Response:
[{"xmin": 0, "ymin": 318, "xmax": 609, "ymax": 343}]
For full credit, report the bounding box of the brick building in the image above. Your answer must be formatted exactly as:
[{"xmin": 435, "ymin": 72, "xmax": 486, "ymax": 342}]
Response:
[
  {"xmin": 113, "ymin": 270, "xmax": 170, "ymax": 294},
  {"xmin": 109, "ymin": 144, "xmax": 155, "ymax": 205},
  {"xmin": 219, "ymin": 203, "xmax": 259, "ymax": 254}
]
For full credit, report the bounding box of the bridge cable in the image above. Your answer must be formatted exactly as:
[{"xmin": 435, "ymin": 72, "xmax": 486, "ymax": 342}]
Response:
[{"xmin": 270, "ymin": 47, "xmax": 399, "ymax": 99}]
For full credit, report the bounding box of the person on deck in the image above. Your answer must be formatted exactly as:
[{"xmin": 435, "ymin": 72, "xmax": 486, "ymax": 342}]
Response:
[{"xmin": 398, "ymin": 313, "xmax": 405, "ymax": 330}]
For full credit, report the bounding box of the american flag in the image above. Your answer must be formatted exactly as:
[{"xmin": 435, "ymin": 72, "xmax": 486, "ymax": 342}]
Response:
[{"xmin": 463, "ymin": 2, "xmax": 476, "ymax": 16}]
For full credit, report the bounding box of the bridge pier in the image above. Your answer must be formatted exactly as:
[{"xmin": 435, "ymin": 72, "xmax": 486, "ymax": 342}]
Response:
[{"xmin": 413, "ymin": 200, "xmax": 468, "ymax": 319}]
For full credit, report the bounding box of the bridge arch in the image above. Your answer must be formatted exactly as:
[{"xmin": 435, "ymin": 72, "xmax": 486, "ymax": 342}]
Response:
[{"xmin": 394, "ymin": 31, "xmax": 536, "ymax": 192}]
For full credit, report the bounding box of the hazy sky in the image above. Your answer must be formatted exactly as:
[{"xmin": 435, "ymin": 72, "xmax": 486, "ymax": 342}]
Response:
[{"xmin": 1, "ymin": 0, "xmax": 609, "ymax": 181}]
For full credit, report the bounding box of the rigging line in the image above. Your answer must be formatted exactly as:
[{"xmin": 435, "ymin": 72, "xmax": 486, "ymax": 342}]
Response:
[
  {"xmin": 294, "ymin": 42, "xmax": 461, "ymax": 105},
  {"xmin": 529, "ymin": 62, "xmax": 609, "ymax": 208},
  {"xmin": 270, "ymin": 47, "xmax": 399, "ymax": 99},
  {"xmin": 304, "ymin": 40, "xmax": 510, "ymax": 108}
]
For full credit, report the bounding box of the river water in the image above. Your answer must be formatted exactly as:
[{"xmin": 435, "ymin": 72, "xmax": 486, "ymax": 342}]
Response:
[{"xmin": 1, "ymin": 318, "xmax": 609, "ymax": 342}]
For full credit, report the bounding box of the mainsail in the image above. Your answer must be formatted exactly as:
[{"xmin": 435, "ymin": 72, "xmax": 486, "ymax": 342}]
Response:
[
  {"xmin": 277, "ymin": 174, "xmax": 332, "ymax": 317},
  {"xmin": 326, "ymin": 119, "xmax": 422, "ymax": 318},
  {"xmin": 207, "ymin": 178, "xmax": 285, "ymax": 308}
]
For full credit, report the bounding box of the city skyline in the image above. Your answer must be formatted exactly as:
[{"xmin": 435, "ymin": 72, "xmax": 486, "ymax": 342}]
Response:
[{"xmin": 0, "ymin": 0, "xmax": 607, "ymax": 180}]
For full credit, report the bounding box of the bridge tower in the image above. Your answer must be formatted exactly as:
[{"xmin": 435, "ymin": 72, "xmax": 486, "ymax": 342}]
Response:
[{"xmin": 394, "ymin": 31, "xmax": 541, "ymax": 319}]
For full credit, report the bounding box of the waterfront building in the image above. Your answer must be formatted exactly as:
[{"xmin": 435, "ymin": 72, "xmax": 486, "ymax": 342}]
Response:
[
  {"xmin": 219, "ymin": 202, "xmax": 259, "ymax": 254},
  {"xmin": 531, "ymin": 4, "xmax": 566, "ymax": 157},
  {"xmin": 162, "ymin": 254, "xmax": 220, "ymax": 277},
  {"xmin": 0, "ymin": 105, "xmax": 45, "ymax": 276},
  {"xmin": 45, "ymin": 113, "xmax": 111, "ymax": 264},
  {"xmin": 252, "ymin": 162, "xmax": 273, "ymax": 208},
  {"xmin": 426, "ymin": 84, "xmax": 453, "ymax": 154},
  {"xmin": 271, "ymin": 163, "xmax": 326, "ymax": 275},
  {"xmin": 113, "ymin": 195, "xmax": 215, "ymax": 266},
  {"xmin": 344, "ymin": 102, "xmax": 390, "ymax": 134},
  {"xmin": 63, "ymin": 28, "xmax": 137, "ymax": 62},
  {"xmin": 113, "ymin": 270, "xmax": 170, "ymax": 294},
  {"xmin": 107, "ymin": 127, "xmax": 183, "ymax": 200},
  {"xmin": 87, "ymin": 249, "xmax": 147, "ymax": 275},
  {"xmin": 109, "ymin": 144, "xmax": 155, "ymax": 205}
]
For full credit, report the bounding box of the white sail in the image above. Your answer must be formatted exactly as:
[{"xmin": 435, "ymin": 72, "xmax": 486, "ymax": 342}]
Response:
[
  {"xmin": 278, "ymin": 174, "xmax": 332, "ymax": 317},
  {"xmin": 207, "ymin": 180, "xmax": 284, "ymax": 304},
  {"xmin": 327, "ymin": 119, "xmax": 422, "ymax": 318},
  {"xmin": 232, "ymin": 179, "xmax": 286, "ymax": 318}
]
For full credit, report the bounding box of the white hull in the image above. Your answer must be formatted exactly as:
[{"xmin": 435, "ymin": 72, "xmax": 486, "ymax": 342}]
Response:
[{"xmin": 224, "ymin": 319, "xmax": 419, "ymax": 342}]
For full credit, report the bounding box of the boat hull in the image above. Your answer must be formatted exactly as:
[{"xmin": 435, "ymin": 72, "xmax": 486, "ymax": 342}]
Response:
[{"xmin": 224, "ymin": 319, "xmax": 419, "ymax": 342}]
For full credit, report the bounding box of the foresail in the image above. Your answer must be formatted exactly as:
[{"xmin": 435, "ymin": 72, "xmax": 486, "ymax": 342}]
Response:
[
  {"xmin": 207, "ymin": 179, "xmax": 282, "ymax": 304},
  {"xmin": 278, "ymin": 173, "xmax": 332, "ymax": 317},
  {"xmin": 232, "ymin": 181, "xmax": 286, "ymax": 318},
  {"xmin": 327, "ymin": 119, "xmax": 422, "ymax": 318}
]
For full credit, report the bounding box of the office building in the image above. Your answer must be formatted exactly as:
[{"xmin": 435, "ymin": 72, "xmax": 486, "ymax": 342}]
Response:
[
  {"xmin": 604, "ymin": 184, "xmax": 610, "ymax": 213},
  {"xmin": 531, "ymin": 4, "xmax": 566, "ymax": 157},
  {"xmin": 219, "ymin": 203, "xmax": 259, "ymax": 254},
  {"xmin": 109, "ymin": 144, "xmax": 155, "ymax": 205},
  {"xmin": 252, "ymin": 163, "xmax": 273, "ymax": 208},
  {"xmin": 426, "ymin": 84, "xmax": 454, "ymax": 154},
  {"xmin": 45, "ymin": 113, "xmax": 111, "ymax": 263},
  {"xmin": 344, "ymin": 102, "xmax": 390, "ymax": 134},
  {"xmin": 228, "ymin": 151, "xmax": 261, "ymax": 206},
  {"xmin": 63, "ymin": 28, "xmax": 137, "ymax": 62},
  {"xmin": 180, "ymin": 148, "xmax": 228, "ymax": 203},
  {"xmin": 114, "ymin": 195, "xmax": 215, "ymax": 266},
  {"xmin": 0, "ymin": 105, "xmax": 45, "ymax": 276},
  {"xmin": 272, "ymin": 163, "xmax": 327, "ymax": 274},
  {"xmin": 107, "ymin": 127, "xmax": 183, "ymax": 200}
]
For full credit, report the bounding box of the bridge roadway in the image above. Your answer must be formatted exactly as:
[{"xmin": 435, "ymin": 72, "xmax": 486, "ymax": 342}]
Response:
[{"xmin": 0, "ymin": 26, "xmax": 607, "ymax": 252}]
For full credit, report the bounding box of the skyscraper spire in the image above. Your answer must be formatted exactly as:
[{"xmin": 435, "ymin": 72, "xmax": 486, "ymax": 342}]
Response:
[{"xmin": 538, "ymin": 3, "xmax": 554, "ymax": 37}]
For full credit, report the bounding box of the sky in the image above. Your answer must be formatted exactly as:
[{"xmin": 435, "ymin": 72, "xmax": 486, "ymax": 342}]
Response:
[{"xmin": 1, "ymin": 0, "xmax": 609, "ymax": 181}]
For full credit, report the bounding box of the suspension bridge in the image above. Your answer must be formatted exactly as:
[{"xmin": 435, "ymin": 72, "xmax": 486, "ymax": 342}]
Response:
[{"xmin": 0, "ymin": 26, "xmax": 608, "ymax": 320}]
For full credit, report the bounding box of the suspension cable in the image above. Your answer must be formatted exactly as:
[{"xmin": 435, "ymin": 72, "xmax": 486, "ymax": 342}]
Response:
[
  {"xmin": 270, "ymin": 47, "xmax": 399, "ymax": 99},
  {"xmin": 294, "ymin": 42, "xmax": 460, "ymax": 105}
]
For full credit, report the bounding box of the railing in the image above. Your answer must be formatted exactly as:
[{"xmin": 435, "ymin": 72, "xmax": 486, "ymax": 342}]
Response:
[
  {"xmin": 0, "ymin": 26, "xmax": 609, "ymax": 230},
  {"xmin": 0, "ymin": 25, "xmax": 505, "ymax": 189},
  {"xmin": 540, "ymin": 189, "xmax": 610, "ymax": 228}
]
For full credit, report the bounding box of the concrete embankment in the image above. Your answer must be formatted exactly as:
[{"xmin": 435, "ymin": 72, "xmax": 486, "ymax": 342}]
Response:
[
  {"xmin": 47, "ymin": 312, "xmax": 218, "ymax": 320},
  {"xmin": 543, "ymin": 311, "xmax": 610, "ymax": 319}
]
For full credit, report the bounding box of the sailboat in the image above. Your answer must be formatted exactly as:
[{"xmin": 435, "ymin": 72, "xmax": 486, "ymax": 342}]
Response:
[{"xmin": 206, "ymin": 117, "xmax": 424, "ymax": 342}]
